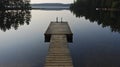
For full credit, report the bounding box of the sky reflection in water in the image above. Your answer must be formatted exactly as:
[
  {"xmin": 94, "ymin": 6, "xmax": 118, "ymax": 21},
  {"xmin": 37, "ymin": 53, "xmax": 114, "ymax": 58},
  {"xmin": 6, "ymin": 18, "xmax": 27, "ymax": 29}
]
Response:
[{"xmin": 0, "ymin": 10, "xmax": 120, "ymax": 67}]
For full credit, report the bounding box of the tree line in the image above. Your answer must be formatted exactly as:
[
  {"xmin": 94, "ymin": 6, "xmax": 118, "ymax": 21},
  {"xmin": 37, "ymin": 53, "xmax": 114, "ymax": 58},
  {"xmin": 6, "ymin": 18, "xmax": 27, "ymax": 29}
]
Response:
[
  {"xmin": 71, "ymin": 0, "xmax": 120, "ymax": 9},
  {"xmin": 0, "ymin": 0, "xmax": 31, "ymax": 9}
]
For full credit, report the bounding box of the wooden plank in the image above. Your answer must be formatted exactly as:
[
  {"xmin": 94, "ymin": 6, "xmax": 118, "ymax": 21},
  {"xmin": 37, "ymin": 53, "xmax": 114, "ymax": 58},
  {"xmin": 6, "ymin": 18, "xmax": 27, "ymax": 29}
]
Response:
[
  {"xmin": 44, "ymin": 22, "xmax": 73, "ymax": 67},
  {"xmin": 44, "ymin": 35, "xmax": 73, "ymax": 67},
  {"xmin": 44, "ymin": 22, "xmax": 73, "ymax": 42},
  {"xmin": 45, "ymin": 22, "xmax": 72, "ymax": 35}
]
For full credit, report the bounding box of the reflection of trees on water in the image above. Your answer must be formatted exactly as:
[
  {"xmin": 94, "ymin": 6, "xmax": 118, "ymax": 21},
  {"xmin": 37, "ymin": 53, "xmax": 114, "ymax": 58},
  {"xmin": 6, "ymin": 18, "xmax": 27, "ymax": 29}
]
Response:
[
  {"xmin": 70, "ymin": 2, "xmax": 120, "ymax": 33},
  {"xmin": 0, "ymin": 0, "xmax": 31, "ymax": 31},
  {"xmin": 0, "ymin": 10, "xmax": 31, "ymax": 32}
]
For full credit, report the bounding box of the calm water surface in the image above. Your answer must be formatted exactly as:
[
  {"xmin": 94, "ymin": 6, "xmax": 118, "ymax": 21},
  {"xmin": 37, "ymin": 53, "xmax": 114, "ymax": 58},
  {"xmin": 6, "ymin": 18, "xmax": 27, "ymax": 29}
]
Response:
[{"xmin": 0, "ymin": 10, "xmax": 120, "ymax": 67}]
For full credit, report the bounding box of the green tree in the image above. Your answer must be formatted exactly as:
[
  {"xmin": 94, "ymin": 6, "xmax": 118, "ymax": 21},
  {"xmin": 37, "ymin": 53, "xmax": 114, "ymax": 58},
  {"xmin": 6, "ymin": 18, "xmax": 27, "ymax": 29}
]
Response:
[{"xmin": 0, "ymin": 0, "xmax": 31, "ymax": 9}]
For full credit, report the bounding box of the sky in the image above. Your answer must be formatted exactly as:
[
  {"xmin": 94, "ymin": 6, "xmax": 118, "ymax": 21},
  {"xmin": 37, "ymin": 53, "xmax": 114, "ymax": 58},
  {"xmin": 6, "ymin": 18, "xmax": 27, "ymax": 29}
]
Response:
[{"xmin": 31, "ymin": 0, "xmax": 73, "ymax": 4}]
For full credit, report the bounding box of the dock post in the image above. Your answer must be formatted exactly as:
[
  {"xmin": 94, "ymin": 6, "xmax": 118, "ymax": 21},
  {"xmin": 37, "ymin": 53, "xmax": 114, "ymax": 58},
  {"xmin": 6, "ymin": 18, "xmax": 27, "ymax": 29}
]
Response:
[
  {"xmin": 61, "ymin": 18, "xmax": 63, "ymax": 23},
  {"xmin": 56, "ymin": 17, "xmax": 58, "ymax": 23}
]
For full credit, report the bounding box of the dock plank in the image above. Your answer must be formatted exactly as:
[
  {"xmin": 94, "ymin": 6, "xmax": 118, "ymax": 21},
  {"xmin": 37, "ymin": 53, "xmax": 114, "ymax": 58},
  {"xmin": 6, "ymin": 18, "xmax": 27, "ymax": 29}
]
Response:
[
  {"xmin": 45, "ymin": 22, "xmax": 72, "ymax": 35},
  {"xmin": 44, "ymin": 22, "xmax": 73, "ymax": 42},
  {"xmin": 44, "ymin": 22, "xmax": 73, "ymax": 67}
]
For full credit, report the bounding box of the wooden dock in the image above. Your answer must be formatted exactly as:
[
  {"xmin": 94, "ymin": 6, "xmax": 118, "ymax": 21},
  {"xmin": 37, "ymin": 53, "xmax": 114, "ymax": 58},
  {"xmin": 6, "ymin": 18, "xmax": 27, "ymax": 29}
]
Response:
[{"xmin": 44, "ymin": 22, "xmax": 73, "ymax": 67}]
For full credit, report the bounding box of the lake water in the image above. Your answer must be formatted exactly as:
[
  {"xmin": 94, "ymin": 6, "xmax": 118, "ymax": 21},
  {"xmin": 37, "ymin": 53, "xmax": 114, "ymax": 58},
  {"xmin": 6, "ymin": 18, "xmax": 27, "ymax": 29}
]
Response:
[{"xmin": 0, "ymin": 10, "xmax": 120, "ymax": 67}]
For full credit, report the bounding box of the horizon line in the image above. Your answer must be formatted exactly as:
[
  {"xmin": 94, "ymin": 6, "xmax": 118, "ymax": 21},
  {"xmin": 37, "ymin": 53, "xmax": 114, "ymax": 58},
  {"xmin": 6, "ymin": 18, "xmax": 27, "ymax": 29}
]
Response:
[{"xmin": 30, "ymin": 2, "xmax": 73, "ymax": 4}]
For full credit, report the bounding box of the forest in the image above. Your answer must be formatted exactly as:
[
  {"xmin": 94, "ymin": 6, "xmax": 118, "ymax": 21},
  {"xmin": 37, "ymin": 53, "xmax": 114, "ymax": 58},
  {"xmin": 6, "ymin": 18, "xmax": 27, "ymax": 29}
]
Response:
[
  {"xmin": 0, "ymin": 0, "xmax": 31, "ymax": 9},
  {"xmin": 71, "ymin": 0, "xmax": 120, "ymax": 9}
]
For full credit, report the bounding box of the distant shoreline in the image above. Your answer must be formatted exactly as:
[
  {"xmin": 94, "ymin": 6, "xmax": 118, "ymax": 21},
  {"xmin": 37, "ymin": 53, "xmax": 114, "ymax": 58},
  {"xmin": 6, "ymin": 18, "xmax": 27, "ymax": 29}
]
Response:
[
  {"xmin": 31, "ymin": 3, "xmax": 70, "ymax": 10},
  {"xmin": 31, "ymin": 7, "xmax": 70, "ymax": 10},
  {"xmin": 31, "ymin": 3, "xmax": 71, "ymax": 6}
]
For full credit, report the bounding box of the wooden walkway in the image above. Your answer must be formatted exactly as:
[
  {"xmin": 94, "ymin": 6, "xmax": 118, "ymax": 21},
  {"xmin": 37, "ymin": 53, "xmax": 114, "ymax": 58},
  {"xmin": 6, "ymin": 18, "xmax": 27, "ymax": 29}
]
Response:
[{"xmin": 44, "ymin": 22, "xmax": 73, "ymax": 67}]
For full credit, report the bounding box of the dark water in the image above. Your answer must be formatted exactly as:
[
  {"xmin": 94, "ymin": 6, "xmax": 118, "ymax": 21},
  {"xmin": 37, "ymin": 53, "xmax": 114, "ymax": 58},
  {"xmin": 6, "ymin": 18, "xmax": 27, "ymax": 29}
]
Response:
[{"xmin": 0, "ymin": 10, "xmax": 120, "ymax": 67}]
